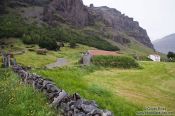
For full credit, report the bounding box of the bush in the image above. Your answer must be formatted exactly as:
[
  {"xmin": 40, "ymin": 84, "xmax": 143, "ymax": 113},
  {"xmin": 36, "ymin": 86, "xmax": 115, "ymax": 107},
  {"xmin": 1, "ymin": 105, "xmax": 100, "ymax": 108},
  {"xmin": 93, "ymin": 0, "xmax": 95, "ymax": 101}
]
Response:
[
  {"xmin": 28, "ymin": 48, "xmax": 35, "ymax": 52},
  {"xmin": 0, "ymin": 15, "xmax": 27, "ymax": 38},
  {"xmin": 69, "ymin": 34, "xmax": 77, "ymax": 48},
  {"xmin": 167, "ymin": 52, "xmax": 175, "ymax": 58},
  {"xmin": 22, "ymin": 25, "xmax": 45, "ymax": 44},
  {"xmin": 38, "ymin": 38, "xmax": 59, "ymax": 50},
  {"xmin": 92, "ymin": 55, "xmax": 139, "ymax": 68},
  {"xmin": 167, "ymin": 51, "xmax": 175, "ymax": 62}
]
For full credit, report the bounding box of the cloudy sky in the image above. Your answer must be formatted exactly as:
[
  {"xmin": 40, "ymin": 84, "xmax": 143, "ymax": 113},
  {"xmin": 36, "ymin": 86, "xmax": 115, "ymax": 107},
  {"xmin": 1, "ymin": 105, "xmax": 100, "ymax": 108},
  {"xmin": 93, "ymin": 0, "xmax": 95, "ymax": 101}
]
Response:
[{"xmin": 83, "ymin": 0, "xmax": 175, "ymax": 41}]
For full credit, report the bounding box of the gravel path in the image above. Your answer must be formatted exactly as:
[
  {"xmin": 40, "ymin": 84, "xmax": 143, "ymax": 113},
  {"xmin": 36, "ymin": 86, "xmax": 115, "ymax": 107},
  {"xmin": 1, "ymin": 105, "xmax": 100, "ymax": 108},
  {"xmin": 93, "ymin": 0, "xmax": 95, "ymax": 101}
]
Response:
[{"xmin": 46, "ymin": 58, "xmax": 68, "ymax": 69}]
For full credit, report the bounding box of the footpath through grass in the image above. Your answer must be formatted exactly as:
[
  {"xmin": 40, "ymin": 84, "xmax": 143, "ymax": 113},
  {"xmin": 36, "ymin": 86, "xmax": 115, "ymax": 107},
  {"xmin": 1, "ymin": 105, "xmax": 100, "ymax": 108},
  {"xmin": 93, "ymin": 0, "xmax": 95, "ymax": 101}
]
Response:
[{"xmin": 0, "ymin": 69, "xmax": 57, "ymax": 116}]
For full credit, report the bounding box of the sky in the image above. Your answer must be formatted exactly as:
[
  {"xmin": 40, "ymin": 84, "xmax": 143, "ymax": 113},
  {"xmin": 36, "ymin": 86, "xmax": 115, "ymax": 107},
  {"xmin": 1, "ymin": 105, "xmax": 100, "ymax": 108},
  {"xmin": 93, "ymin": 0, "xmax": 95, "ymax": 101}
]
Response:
[{"xmin": 83, "ymin": 0, "xmax": 175, "ymax": 41}]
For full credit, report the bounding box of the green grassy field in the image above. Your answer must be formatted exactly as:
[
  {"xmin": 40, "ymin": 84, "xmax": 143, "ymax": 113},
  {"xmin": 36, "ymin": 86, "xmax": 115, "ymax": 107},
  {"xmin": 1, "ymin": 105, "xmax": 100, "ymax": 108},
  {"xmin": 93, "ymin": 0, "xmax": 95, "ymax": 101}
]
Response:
[
  {"xmin": 15, "ymin": 44, "xmax": 95, "ymax": 67},
  {"xmin": 34, "ymin": 62, "xmax": 175, "ymax": 115},
  {"xmin": 1, "ymin": 40, "xmax": 175, "ymax": 116},
  {"xmin": 0, "ymin": 69, "xmax": 57, "ymax": 116}
]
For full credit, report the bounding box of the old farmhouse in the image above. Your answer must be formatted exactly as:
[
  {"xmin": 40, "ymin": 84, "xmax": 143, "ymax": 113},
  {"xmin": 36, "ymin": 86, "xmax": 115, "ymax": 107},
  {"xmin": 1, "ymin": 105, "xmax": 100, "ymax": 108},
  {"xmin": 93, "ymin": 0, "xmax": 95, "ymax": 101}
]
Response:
[
  {"xmin": 148, "ymin": 54, "xmax": 161, "ymax": 62},
  {"xmin": 82, "ymin": 50, "xmax": 119, "ymax": 65}
]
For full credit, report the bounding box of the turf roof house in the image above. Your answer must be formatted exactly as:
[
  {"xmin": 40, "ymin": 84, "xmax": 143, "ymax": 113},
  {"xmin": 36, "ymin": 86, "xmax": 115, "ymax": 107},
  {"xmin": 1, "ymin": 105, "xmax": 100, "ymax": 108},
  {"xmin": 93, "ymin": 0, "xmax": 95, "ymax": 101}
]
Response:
[{"xmin": 82, "ymin": 50, "xmax": 119, "ymax": 65}]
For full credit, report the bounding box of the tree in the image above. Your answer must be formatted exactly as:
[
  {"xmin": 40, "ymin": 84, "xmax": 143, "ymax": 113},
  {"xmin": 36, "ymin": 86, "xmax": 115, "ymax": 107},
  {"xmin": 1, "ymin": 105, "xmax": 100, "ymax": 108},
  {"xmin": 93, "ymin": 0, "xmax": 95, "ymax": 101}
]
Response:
[
  {"xmin": 69, "ymin": 40, "xmax": 77, "ymax": 48},
  {"xmin": 167, "ymin": 51, "xmax": 175, "ymax": 62},
  {"xmin": 69, "ymin": 33, "xmax": 77, "ymax": 48},
  {"xmin": 167, "ymin": 51, "xmax": 175, "ymax": 59}
]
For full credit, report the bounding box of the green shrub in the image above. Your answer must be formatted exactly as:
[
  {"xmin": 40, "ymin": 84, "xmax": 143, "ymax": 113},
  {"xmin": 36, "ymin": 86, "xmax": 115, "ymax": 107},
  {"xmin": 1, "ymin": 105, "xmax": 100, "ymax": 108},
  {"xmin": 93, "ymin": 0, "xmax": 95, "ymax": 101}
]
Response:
[
  {"xmin": 92, "ymin": 55, "xmax": 139, "ymax": 68},
  {"xmin": 167, "ymin": 51, "xmax": 175, "ymax": 62},
  {"xmin": 38, "ymin": 38, "xmax": 59, "ymax": 50},
  {"xmin": 0, "ymin": 14, "xmax": 120, "ymax": 51},
  {"xmin": 77, "ymin": 35, "xmax": 120, "ymax": 51},
  {"xmin": 28, "ymin": 48, "xmax": 35, "ymax": 52},
  {"xmin": 0, "ymin": 15, "xmax": 27, "ymax": 38}
]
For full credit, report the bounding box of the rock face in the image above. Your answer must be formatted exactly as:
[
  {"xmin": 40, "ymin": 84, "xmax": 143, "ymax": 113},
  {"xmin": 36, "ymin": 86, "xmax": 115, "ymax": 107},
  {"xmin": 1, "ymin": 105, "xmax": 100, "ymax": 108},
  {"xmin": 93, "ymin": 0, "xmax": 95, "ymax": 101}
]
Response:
[
  {"xmin": 42, "ymin": 0, "xmax": 154, "ymax": 49},
  {"xmin": 43, "ymin": 0, "xmax": 90, "ymax": 26},
  {"xmin": 0, "ymin": 0, "xmax": 6, "ymax": 14},
  {"xmin": 88, "ymin": 6, "xmax": 153, "ymax": 48},
  {"xmin": 8, "ymin": 0, "xmax": 50, "ymax": 6},
  {"xmin": 5, "ymin": 0, "xmax": 154, "ymax": 49}
]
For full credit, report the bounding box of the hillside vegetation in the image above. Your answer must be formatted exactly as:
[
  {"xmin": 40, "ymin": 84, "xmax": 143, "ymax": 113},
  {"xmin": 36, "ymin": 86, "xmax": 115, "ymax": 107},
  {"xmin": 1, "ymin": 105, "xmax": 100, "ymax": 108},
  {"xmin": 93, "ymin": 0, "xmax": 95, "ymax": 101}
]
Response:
[
  {"xmin": 0, "ymin": 14, "xmax": 119, "ymax": 51},
  {"xmin": 0, "ymin": 12, "xmax": 156, "ymax": 56}
]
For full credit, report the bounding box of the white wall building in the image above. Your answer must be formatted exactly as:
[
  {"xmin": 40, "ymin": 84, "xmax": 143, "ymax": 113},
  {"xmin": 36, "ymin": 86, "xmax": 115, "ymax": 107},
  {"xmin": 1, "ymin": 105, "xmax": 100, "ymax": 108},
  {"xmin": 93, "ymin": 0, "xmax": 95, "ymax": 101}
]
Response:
[{"xmin": 148, "ymin": 54, "xmax": 161, "ymax": 62}]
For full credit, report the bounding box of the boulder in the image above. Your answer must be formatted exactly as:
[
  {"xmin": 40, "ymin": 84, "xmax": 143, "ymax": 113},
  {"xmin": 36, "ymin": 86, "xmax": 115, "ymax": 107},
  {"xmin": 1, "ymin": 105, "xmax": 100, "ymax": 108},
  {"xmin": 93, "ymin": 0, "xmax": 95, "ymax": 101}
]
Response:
[{"xmin": 36, "ymin": 49, "xmax": 47, "ymax": 55}]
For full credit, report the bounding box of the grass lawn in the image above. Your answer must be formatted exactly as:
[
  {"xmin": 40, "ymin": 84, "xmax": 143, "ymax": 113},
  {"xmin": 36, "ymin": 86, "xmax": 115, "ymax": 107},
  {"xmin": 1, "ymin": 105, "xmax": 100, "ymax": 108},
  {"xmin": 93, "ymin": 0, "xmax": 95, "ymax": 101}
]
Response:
[
  {"xmin": 1, "ymin": 38, "xmax": 94, "ymax": 67},
  {"xmin": 0, "ymin": 69, "xmax": 57, "ymax": 116},
  {"xmin": 14, "ymin": 43, "xmax": 95, "ymax": 67},
  {"xmin": 34, "ymin": 62, "xmax": 175, "ymax": 116}
]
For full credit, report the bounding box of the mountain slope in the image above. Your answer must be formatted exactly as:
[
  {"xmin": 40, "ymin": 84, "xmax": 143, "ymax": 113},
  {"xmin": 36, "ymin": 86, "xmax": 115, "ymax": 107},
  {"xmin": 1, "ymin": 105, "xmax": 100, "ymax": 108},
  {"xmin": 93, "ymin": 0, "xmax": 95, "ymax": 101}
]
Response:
[
  {"xmin": 1, "ymin": 0, "xmax": 155, "ymax": 55},
  {"xmin": 43, "ymin": 0, "xmax": 154, "ymax": 49},
  {"xmin": 153, "ymin": 33, "xmax": 175, "ymax": 54}
]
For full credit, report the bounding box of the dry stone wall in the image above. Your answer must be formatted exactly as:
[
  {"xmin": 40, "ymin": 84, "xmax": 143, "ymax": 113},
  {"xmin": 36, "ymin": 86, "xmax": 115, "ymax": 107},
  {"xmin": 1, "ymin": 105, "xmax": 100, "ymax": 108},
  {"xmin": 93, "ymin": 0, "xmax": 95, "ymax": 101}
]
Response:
[{"xmin": 12, "ymin": 65, "xmax": 113, "ymax": 116}]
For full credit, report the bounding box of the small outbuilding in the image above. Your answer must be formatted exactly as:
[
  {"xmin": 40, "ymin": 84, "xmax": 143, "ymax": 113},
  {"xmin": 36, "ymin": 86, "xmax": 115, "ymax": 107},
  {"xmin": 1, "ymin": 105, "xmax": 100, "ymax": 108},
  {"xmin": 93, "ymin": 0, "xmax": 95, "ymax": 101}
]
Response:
[
  {"xmin": 148, "ymin": 54, "xmax": 161, "ymax": 62},
  {"xmin": 82, "ymin": 50, "xmax": 119, "ymax": 65}
]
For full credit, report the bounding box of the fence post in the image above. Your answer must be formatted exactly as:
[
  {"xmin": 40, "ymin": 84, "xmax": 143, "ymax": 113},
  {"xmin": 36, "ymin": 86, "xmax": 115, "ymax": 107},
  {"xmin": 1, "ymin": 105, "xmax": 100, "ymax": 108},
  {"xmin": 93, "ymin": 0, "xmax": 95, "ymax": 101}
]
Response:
[
  {"xmin": 7, "ymin": 54, "xmax": 11, "ymax": 67},
  {"xmin": 1, "ymin": 51, "xmax": 6, "ymax": 68},
  {"xmin": 13, "ymin": 58, "xmax": 16, "ymax": 66},
  {"xmin": 1, "ymin": 51, "xmax": 12, "ymax": 68}
]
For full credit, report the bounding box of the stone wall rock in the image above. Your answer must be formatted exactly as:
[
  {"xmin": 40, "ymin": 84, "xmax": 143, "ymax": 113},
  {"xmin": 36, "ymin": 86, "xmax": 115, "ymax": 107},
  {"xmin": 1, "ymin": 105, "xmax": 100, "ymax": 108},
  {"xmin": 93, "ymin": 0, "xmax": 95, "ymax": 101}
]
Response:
[{"xmin": 12, "ymin": 65, "xmax": 113, "ymax": 116}]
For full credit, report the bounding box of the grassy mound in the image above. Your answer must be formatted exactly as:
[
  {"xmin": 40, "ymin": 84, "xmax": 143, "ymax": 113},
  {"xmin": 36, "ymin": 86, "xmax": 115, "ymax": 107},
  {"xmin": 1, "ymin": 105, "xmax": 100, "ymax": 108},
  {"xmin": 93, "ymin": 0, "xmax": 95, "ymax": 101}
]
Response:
[{"xmin": 92, "ymin": 55, "xmax": 139, "ymax": 68}]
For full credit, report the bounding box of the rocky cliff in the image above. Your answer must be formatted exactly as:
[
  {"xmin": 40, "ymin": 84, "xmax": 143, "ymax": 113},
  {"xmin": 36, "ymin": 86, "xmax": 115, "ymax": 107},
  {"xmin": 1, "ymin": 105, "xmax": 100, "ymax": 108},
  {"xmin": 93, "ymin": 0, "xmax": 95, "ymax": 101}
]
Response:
[
  {"xmin": 87, "ymin": 6, "xmax": 153, "ymax": 48},
  {"xmin": 7, "ymin": 0, "xmax": 49, "ymax": 7},
  {"xmin": 42, "ymin": 0, "xmax": 153, "ymax": 49},
  {"xmin": 43, "ymin": 0, "xmax": 90, "ymax": 26},
  {"xmin": 3, "ymin": 0, "xmax": 154, "ymax": 50},
  {"xmin": 0, "ymin": 0, "xmax": 6, "ymax": 14}
]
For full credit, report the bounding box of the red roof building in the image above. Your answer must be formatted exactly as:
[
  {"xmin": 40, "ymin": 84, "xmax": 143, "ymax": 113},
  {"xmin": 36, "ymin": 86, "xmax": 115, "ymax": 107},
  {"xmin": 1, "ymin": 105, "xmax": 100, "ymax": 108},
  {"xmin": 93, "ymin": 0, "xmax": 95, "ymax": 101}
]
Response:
[
  {"xmin": 87, "ymin": 50, "xmax": 118, "ymax": 56},
  {"xmin": 82, "ymin": 50, "xmax": 120, "ymax": 65}
]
